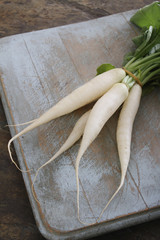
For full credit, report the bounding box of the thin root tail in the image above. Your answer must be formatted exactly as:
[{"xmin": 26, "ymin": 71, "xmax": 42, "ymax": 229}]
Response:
[{"xmin": 8, "ymin": 139, "xmax": 31, "ymax": 173}]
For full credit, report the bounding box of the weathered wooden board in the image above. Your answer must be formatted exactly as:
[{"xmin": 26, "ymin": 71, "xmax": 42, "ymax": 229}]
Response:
[{"xmin": 0, "ymin": 10, "xmax": 160, "ymax": 240}]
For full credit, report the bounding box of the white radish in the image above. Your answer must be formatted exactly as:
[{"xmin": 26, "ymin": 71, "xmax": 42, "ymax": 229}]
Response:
[
  {"xmin": 75, "ymin": 83, "xmax": 129, "ymax": 225},
  {"xmin": 32, "ymin": 110, "xmax": 91, "ymax": 202},
  {"xmin": 6, "ymin": 119, "xmax": 36, "ymax": 127},
  {"xmin": 8, "ymin": 68, "xmax": 126, "ymax": 170},
  {"xmin": 97, "ymin": 83, "xmax": 142, "ymax": 222}
]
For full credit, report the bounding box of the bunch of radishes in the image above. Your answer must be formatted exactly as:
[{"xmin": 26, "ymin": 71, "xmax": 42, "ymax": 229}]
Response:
[{"xmin": 8, "ymin": 2, "xmax": 160, "ymax": 225}]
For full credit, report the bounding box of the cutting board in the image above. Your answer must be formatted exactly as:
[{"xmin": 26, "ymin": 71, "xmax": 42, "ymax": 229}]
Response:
[{"xmin": 0, "ymin": 10, "xmax": 160, "ymax": 240}]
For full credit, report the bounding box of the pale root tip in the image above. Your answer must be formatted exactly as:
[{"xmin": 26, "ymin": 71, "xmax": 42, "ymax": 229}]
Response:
[
  {"xmin": 77, "ymin": 215, "xmax": 97, "ymax": 226},
  {"xmin": 31, "ymin": 179, "xmax": 40, "ymax": 204},
  {"xmin": 76, "ymin": 156, "xmax": 97, "ymax": 226},
  {"xmin": 96, "ymin": 183, "xmax": 124, "ymax": 222},
  {"xmin": 8, "ymin": 139, "xmax": 32, "ymax": 173},
  {"xmin": 31, "ymin": 152, "xmax": 65, "ymax": 205},
  {"xmin": 31, "ymin": 164, "xmax": 48, "ymax": 204},
  {"xmin": 5, "ymin": 119, "xmax": 36, "ymax": 128}
]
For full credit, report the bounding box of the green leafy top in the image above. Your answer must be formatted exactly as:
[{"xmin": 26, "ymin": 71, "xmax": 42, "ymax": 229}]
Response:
[
  {"xmin": 126, "ymin": 2, "xmax": 160, "ymax": 92},
  {"xmin": 96, "ymin": 2, "xmax": 160, "ymax": 92},
  {"xmin": 96, "ymin": 64, "xmax": 115, "ymax": 75},
  {"xmin": 130, "ymin": 1, "xmax": 160, "ymax": 29}
]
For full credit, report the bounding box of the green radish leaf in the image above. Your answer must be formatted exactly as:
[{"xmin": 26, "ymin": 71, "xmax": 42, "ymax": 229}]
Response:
[
  {"xmin": 134, "ymin": 26, "xmax": 153, "ymax": 56},
  {"xmin": 132, "ymin": 34, "xmax": 145, "ymax": 47},
  {"xmin": 123, "ymin": 52, "xmax": 134, "ymax": 66},
  {"xmin": 96, "ymin": 64, "xmax": 115, "ymax": 75},
  {"xmin": 134, "ymin": 27, "xmax": 160, "ymax": 58},
  {"xmin": 142, "ymin": 79, "xmax": 160, "ymax": 95},
  {"xmin": 130, "ymin": 1, "xmax": 160, "ymax": 29},
  {"xmin": 149, "ymin": 44, "xmax": 160, "ymax": 54}
]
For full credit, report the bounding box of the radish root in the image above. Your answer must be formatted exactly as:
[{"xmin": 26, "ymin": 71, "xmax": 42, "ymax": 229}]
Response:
[
  {"xmin": 96, "ymin": 84, "xmax": 142, "ymax": 222},
  {"xmin": 75, "ymin": 83, "xmax": 128, "ymax": 225},
  {"xmin": 6, "ymin": 119, "xmax": 36, "ymax": 127},
  {"xmin": 8, "ymin": 139, "xmax": 32, "ymax": 172},
  {"xmin": 8, "ymin": 69, "xmax": 126, "ymax": 171},
  {"xmin": 31, "ymin": 110, "xmax": 91, "ymax": 203},
  {"xmin": 97, "ymin": 181, "xmax": 124, "ymax": 222}
]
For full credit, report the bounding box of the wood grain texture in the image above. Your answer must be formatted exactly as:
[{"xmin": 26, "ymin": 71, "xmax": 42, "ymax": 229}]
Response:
[
  {"xmin": 0, "ymin": 0, "xmax": 154, "ymax": 38},
  {"xmin": 0, "ymin": 1, "xmax": 160, "ymax": 240}
]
